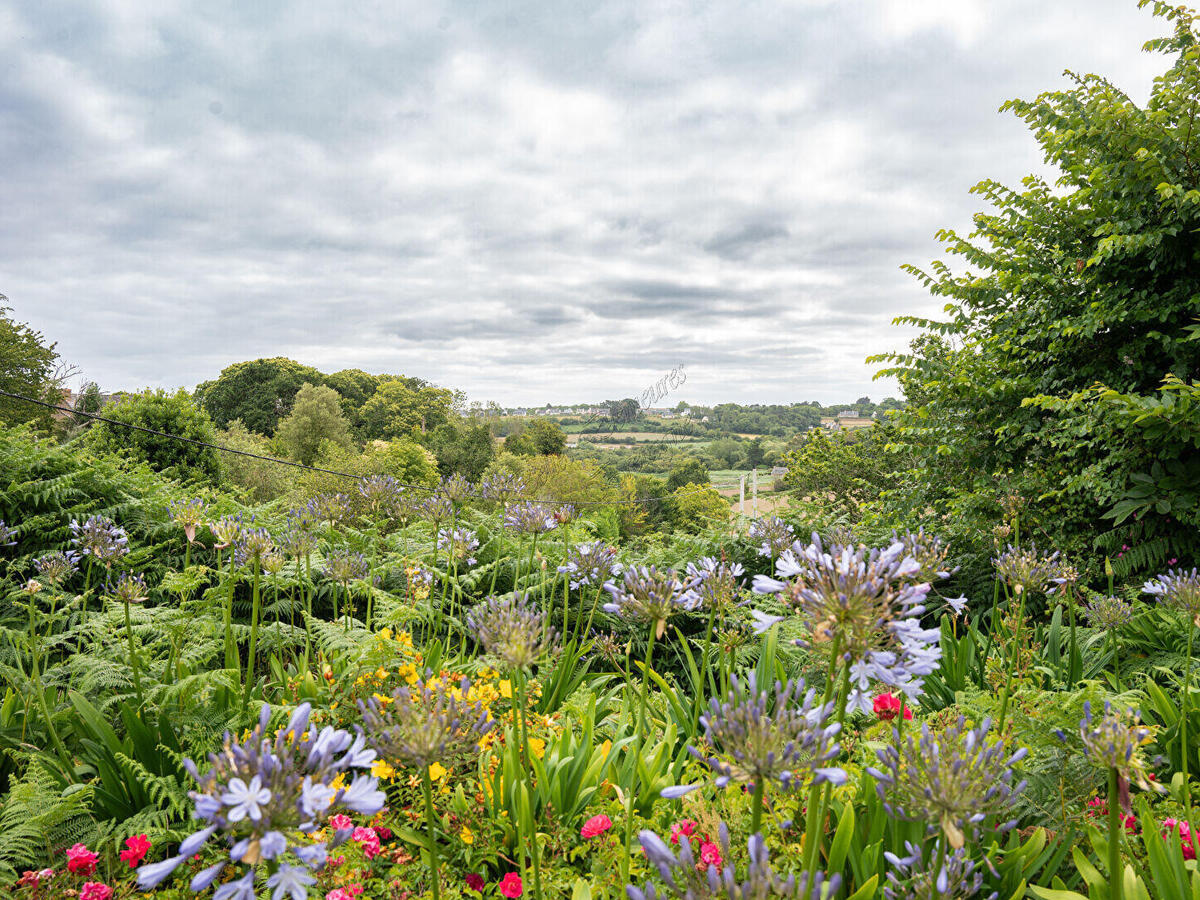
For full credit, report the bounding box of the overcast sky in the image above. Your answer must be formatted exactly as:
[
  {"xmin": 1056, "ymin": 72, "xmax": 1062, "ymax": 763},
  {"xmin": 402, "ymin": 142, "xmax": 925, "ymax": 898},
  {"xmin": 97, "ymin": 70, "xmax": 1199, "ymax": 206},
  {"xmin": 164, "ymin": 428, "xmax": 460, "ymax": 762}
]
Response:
[{"xmin": 0, "ymin": 1, "xmax": 1169, "ymax": 407}]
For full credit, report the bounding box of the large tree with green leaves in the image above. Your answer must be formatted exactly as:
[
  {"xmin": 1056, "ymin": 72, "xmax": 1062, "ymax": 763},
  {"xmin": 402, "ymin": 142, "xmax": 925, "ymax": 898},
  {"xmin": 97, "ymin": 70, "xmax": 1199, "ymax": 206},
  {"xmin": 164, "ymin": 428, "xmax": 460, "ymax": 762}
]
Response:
[
  {"xmin": 194, "ymin": 357, "xmax": 325, "ymax": 435},
  {"xmin": 275, "ymin": 382, "xmax": 354, "ymax": 466},
  {"xmin": 0, "ymin": 298, "xmax": 63, "ymax": 431},
  {"xmin": 872, "ymin": 0, "xmax": 1200, "ymax": 573},
  {"xmin": 86, "ymin": 389, "xmax": 221, "ymax": 480}
]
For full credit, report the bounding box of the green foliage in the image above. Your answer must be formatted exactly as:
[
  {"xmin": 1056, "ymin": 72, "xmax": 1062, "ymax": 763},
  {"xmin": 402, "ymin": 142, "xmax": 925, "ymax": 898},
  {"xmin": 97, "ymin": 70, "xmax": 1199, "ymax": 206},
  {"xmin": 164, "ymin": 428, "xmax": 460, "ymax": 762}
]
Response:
[
  {"xmin": 0, "ymin": 300, "xmax": 61, "ymax": 433},
  {"xmin": 195, "ymin": 357, "xmax": 326, "ymax": 434},
  {"xmin": 781, "ymin": 426, "xmax": 905, "ymax": 522},
  {"xmin": 429, "ymin": 421, "xmax": 496, "ymax": 479},
  {"xmin": 356, "ymin": 379, "xmax": 455, "ymax": 441},
  {"xmin": 85, "ymin": 388, "xmax": 220, "ymax": 481},
  {"xmin": 667, "ymin": 483, "xmax": 729, "ymax": 534},
  {"xmin": 216, "ymin": 419, "xmax": 292, "ymax": 501},
  {"xmin": 274, "ymin": 382, "xmax": 354, "ymax": 466},
  {"xmin": 664, "ymin": 458, "xmax": 709, "ymax": 493},
  {"xmin": 506, "ymin": 419, "xmax": 567, "ymax": 456}
]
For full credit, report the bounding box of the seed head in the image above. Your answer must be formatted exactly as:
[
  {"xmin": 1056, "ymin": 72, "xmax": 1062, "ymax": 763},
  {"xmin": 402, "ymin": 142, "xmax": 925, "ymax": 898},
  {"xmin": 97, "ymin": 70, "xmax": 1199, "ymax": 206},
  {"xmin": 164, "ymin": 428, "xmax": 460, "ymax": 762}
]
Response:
[
  {"xmin": 112, "ymin": 572, "xmax": 149, "ymax": 605},
  {"xmin": 34, "ymin": 551, "xmax": 79, "ymax": 585}
]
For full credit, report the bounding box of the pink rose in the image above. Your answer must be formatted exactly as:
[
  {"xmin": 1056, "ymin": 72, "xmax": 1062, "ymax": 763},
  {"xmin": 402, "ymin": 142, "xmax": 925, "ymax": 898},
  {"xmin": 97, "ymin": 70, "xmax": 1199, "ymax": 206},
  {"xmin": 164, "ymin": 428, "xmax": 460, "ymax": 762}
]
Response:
[{"xmin": 580, "ymin": 814, "xmax": 613, "ymax": 839}]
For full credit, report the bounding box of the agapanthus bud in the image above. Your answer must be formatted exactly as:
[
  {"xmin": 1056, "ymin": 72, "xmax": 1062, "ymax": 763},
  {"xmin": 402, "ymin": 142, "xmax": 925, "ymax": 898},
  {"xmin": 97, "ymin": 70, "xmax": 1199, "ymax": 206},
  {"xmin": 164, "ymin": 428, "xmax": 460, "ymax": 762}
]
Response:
[
  {"xmin": 112, "ymin": 572, "xmax": 149, "ymax": 605},
  {"xmin": 1081, "ymin": 595, "xmax": 1134, "ymax": 629}
]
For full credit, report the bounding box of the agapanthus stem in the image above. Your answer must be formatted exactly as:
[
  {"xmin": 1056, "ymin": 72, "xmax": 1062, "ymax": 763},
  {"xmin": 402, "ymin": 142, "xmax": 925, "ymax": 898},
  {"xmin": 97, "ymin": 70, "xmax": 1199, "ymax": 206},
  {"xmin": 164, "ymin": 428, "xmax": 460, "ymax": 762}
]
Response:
[
  {"xmin": 241, "ymin": 559, "xmax": 262, "ymax": 713},
  {"xmin": 750, "ymin": 778, "xmax": 766, "ymax": 836},
  {"xmin": 802, "ymin": 635, "xmax": 845, "ymax": 879},
  {"xmin": 223, "ymin": 550, "xmax": 238, "ymax": 676},
  {"xmin": 621, "ymin": 628, "xmax": 657, "ymax": 885},
  {"xmin": 1110, "ymin": 629, "xmax": 1121, "ymax": 691},
  {"xmin": 580, "ymin": 583, "xmax": 605, "ymax": 643},
  {"xmin": 997, "ymin": 588, "xmax": 1026, "ymax": 735},
  {"xmin": 516, "ymin": 672, "xmax": 544, "ymax": 900},
  {"xmin": 1108, "ymin": 768, "xmax": 1123, "ymax": 900},
  {"xmin": 421, "ymin": 764, "xmax": 442, "ymax": 900},
  {"xmin": 561, "ymin": 571, "xmax": 570, "ymax": 635},
  {"xmin": 124, "ymin": 598, "xmax": 144, "ymax": 708},
  {"xmin": 1183, "ymin": 623, "xmax": 1195, "ymax": 824},
  {"xmin": 303, "ymin": 553, "xmax": 313, "ymax": 667}
]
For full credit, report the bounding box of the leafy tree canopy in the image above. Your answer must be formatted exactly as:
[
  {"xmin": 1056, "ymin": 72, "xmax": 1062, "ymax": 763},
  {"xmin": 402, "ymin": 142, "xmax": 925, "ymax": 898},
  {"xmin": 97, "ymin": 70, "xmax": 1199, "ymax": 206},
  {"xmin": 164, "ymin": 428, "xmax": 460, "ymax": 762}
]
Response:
[
  {"xmin": 86, "ymin": 389, "xmax": 220, "ymax": 481},
  {"xmin": 195, "ymin": 357, "xmax": 325, "ymax": 435},
  {"xmin": 0, "ymin": 298, "xmax": 62, "ymax": 431},
  {"xmin": 505, "ymin": 419, "xmax": 567, "ymax": 456},
  {"xmin": 275, "ymin": 382, "xmax": 354, "ymax": 466}
]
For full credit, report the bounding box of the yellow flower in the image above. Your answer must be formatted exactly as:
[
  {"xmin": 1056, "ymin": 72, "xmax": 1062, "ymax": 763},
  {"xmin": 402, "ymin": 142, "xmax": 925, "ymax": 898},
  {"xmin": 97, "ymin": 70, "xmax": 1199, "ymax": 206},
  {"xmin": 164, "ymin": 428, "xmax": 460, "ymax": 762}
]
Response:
[
  {"xmin": 372, "ymin": 760, "xmax": 397, "ymax": 779},
  {"xmin": 429, "ymin": 762, "xmax": 448, "ymax": 781},
  {"xmin": 499, "ymin": 680, "xmax": 512, "ymax": 699},
  {"xmin": 528, "ymin": 738, "xmax": 546, "ymax": 760},
  {"xmin": 460, "ymin": 826, "xmax": 474, "ymax": 845}
]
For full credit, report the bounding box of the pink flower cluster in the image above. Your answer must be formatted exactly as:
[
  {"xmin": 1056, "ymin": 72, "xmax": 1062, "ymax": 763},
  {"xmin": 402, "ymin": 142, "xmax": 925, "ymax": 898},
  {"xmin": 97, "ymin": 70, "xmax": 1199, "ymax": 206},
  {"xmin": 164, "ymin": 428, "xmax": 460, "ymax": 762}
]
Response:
[
  {"xmin": 66, "ymin": 843, "xmax": 98, "ymax": 876},
  {"xmin": 1164, "ymin": 818, "xmax": 1198, "ymax": 861},
  {"xmin": 1084, "ymin": 797, "xmax": 1137, "ymax": 833},
  {"xmin": 352, "ymin": 826, "xmax": 382, "ymax": 860},
  {"xmin": 326, "ymin": 884, "xmax": 364, "ymax": 900},
  {"xmin": 667, "ymin": 819, "xmax": 722, "ymax": 870},
  {"xmin": 873, "ymin": 692, "xmax": 913, "ymax": 721}
]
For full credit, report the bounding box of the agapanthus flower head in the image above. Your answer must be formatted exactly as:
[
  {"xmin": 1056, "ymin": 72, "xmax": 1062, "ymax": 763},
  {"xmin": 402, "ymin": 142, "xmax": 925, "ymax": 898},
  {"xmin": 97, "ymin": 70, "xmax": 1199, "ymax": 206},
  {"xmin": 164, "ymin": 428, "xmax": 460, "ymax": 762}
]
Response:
[
  {"xmin": 168, "ymin": 498, "xmax": 207, "ymax": 544},
  {"xmin": 480, "ymin": 473, "xmax": 527, "ymax": 502},
  {"xmin": 438, "ymin": 474, "xmax": 476, "ymax": 505},
  {"xmin": 1068, "ymin": 702, "xmax": 1164, "ymax": 809},
  {"xmin": 1144, "ymin": 568, "xmax": 1200, "ymax": 625},
  {"xmin": 279, "ymin": 509, "xmax": 320, "ymax": 558},
  {"xmin": 34, "ymin": 550, "xmax": 79, "ymax": 585},
  {"xmin": 604, "ymin": 565, "xmax": 699, "ymax": 638},
  {"xmin": 260, "ymin": 550, "xmax": 286, "ymax": 576},
  {"xmin": 385, "ymin": 489, "xmax": 421, "ymax": 525},
  {"xmin": 893, "ymin": 528, "xmax": 956, "ymax": 584},
  {"xmin": 233, "ymin": 526, "xmax": 275, "ymax": 568},
  {"xmin": 437, "ymin": 528, "xmax": 480, "ymax": 566},
  {"xmin": 421, "ymin": 494, "xmax": 454, "ymax": 524},
  {"xmin": 683, "ymin": 673, "xmax": 844, "ymax": 794},
  {"xmin": 882, "ymin": 841, "xmax": 993, "ymax": 900},
  {"xmin": 558, "ymin": 541, "xmax": 622, "ymax": 589},
  {"xmin": 753, "ymin": 534, "xmax": 940, "ymax": 712},
  {"xmin": 629, "ymin": 822, "xmax": 841, "ymax": 900},
  {"xmin": 748, "ymin": 517, "xmax": 794, "ymax": 559},
  {"xmin": 323, "ymin": 549, "xmax": 369, "ymax": 587},
  {"xmin": 144, "ymin": 703, "xmax": 383, "ymax": 895},
  {"xmin": 467, "ymin": 593, "xmax": 555, "ymax": 670},
  {"xmin": 358, "ymin": 674, "xmax": 494, "ymax": 769},
  {"xmin": 112, "ymin": 572, "xmax": 149, "ymax": 605},
  {"xmin": 209, "ymin": 514, "xmax": 243, "ymax": 551},
  {"xmin": 553, "ymin": 504, "xmax": 577, "ymax": 525},
  {"xmin": 308, "ymin": 492, "xmax": 350, "ymax": 527},
  {"xmin": 357, "ymin": 475, "xmax": 400, "ymax": 513},
  {"xmin": 69, "ymin": 515, "xmax": 129, "ymax": 564},
  {"xmin": 0, "ymin": 520, "xmax": 14, "ymax": 547},
  {"xmin": 867, "ymin": 716, "xmax": 1027, "ymax": 849},
  {"xmin": 1081, "ymin": 595, "xmax": 1135, "ymax": 630},
  {"xmin": 685, "ymin": 557, "xmax": 746, "ymax": 612},
  {"xmin": 992, "ymin": 543, "xmax": 1062, "ymax": 596},
  {"xmin": 503, "ymin": 501, "xmax": 558, "ymax": 535}
]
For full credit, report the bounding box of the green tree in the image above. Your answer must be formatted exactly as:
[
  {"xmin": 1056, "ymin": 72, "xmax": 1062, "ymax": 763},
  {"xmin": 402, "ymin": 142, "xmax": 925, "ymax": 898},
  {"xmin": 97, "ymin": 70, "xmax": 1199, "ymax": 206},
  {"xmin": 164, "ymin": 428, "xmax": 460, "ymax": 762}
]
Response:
[
  {"xmin": 0, "ymin": 299, "xmax": 62, "ymax": 430},
  {"xmin": 357, "ymin": 380, "xmax": 454, "ymax": 440},
  {"xmin": 218, "ymin": 419, "xmax": 291, "ymax": 501},
  {"xmin": 195, "ymin": 357, "xmax": 326, "ymax": 434},
  {"xmin": 871, "ymin": 2, "xmax": 1200, "ymax": 572},
  {"xmin": 506, "ymin": 419, "xmax": 567, "ymax": 456},
  {"xmin": 669, "ymin": 483, "xmax": 729, "ymax": 533},
  {"xmin": 781, "ymin": 427, "xmax": 902, "ymax": 522},
  {"xmin": 746, "ymin": 438, "xmax": 767, "ymax": 469},
  {"xmin": 275, "ymin": 383, "xmax": 354, "ymax": 466},
  {"xmin": 86, "ymin": 389, "xmax": 220, "ymax": 480},
  {"xmin": 429, "ymin": 421, "xmax": 496, "ymax": 479},
  {"xmin": 665, "ymin": 458, "xmax": 710, "ymax": 492}
]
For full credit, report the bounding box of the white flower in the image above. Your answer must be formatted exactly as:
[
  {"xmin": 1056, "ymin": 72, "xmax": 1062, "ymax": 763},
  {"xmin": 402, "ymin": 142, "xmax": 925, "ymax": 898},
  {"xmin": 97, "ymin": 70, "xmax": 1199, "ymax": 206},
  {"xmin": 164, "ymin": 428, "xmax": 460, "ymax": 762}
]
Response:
[{"xmin": 222, "ymin": 775, "xmax": 271, "ymax": 822}]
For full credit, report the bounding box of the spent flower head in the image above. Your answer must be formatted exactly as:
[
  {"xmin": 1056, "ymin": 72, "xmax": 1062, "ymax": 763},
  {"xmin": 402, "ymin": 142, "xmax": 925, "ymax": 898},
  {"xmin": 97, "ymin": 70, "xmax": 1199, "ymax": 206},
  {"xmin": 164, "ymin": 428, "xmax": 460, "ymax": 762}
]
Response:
[
  {"xmin": 209, "ymin": 515, "xmax": 243, "ymax": 551},
  {"xmin": 630, "ymin": 823, "xmax": 840, "ymax": 900},
  {"xmin": 682, "ymin": 674, "xmax": 845, "ymax": 794},
  {"xmin": 868, "ymin": 716, "xmax": 1027, "ymax": 848},
  {"xmin": 34, "ymin": 551, "xmax": 79, "ymax": 585},
  {"xmin": 993, "ymin": 543, "xmax": 1062, "ymax": 596},
  {"xmin": 467, "ymin": 593, "xmax": 554, "ymax": 670},
  {"xmin": 559, "ymin": 541, "xmax": 622, "ymax": 589},
  {"xmin": 753, "ymin": 535, "xmax": 940, "ymax": 711},
  {"xmin": 307, "ymin": 493, "xmax": 350, "ymax": 527},
  {"xmin": 605, "ymin": 565, "xmax": 700, "ymax": 639},
  {"xmin": 357, "ymin": 475, "xmax": 400, "ymax": 514},
  {"xmin": 69, "ymin": 515, "xmax": 129, "ymax": 564},
  {"xmin": 168, "ymin": 498, "xmax": 207, "ymax": 544},
  {"xmin": 748, "ymin": 517, "xmax": 794, "ymax": 560},
  {"xmin": 1081, "ymin": 595, "xmax": 1135, "ymax": 630},
  {"xmin": 438, "ymin": 474, "xmax": 476, "ymax": 505},
  {"xmin": 1065, "ymin": 702, "xmax": 1164, "ymax": 809},
  {"xmin": 421, "ymin": 494, "xmax": 454, "ymax": 524},
  {"xmin": 323, "ymin": 549, "xmax": 369, "ymax": 587},
  {"xmin": 140, "ymin": 703, "xmax": 383, "ymax": 896},
  {"xmin": 358, "ymin": 674, "xmax": 494, "ymax": 769},
  {"xmin": 112, "ymin": 572, "xmax": 149, "ymax": 605},
  {"xmin": 279, "ymin": 510, "xmax": 320, "ymax": 558}
]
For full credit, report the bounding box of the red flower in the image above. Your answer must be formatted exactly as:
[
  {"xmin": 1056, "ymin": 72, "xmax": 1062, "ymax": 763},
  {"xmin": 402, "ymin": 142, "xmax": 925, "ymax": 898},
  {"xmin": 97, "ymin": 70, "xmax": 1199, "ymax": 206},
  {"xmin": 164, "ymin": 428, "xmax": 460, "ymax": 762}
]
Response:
[
  {"xmin": 580, "ymin": 814, "xmax": 613, "ymax": 839},
  {"xmin": 66, "ymin": 843, "xmax": 98, "ymax": 876},
  {"xmin": 79, "ymin": 883, "xmax": 112, "ymax": 900},
  {"xmin": 375, "ymin": 826, "xmax": 393, "ymax": 841},
  {"xmin": 1164, "ymin": 818, "xmax": 1197, "ymax": 860},
  {"xmin": 466, "ymin": 873, "xmax": 486, "ymax": 893},
  {"xmin": 499, "ymin": 872, "xmax": 524, "ymax": 898},
  {"xmin": 352, "ymin": 826, "xmax": 381, "ymax": 860},
  {"xmin": 873, "ymin": 693, "xmax": 912, "ymax": 721},
  {"xmin": 119, "ymin": 834, "xmax": 151, "ymax": 868},
  {"xmin": 329, "ymin": 813, "xmax": 353, "ymax": 831},
  {"xmin": 669, "ymin": 819, "xmax": 697, "ymax": 845},
  {"xmin": 696, "ymin": 844, "xmax": 720, "ymax": 868}
]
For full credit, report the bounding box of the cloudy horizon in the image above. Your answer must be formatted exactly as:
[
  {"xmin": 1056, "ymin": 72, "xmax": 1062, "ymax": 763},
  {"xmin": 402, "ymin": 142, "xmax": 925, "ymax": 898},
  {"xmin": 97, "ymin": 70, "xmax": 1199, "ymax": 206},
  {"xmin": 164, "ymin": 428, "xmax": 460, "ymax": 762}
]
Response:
[{"xmin": 0, "ymin": 1, "xmax": 1168, "ymax": 407}]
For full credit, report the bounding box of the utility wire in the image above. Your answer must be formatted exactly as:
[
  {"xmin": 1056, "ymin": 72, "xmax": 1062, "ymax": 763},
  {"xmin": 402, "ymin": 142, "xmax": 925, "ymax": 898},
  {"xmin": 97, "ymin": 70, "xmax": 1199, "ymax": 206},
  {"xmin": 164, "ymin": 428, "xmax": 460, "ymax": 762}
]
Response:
[{"xmin": 0, "ymin": 387, "xmax": 679, "ymax": 508}]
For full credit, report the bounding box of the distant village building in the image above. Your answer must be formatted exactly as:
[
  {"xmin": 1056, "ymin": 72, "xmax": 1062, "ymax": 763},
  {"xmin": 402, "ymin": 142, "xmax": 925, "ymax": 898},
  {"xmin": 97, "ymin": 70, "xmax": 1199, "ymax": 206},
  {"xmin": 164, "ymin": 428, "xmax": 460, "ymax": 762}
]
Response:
[{"xmin": 770, "ymin": 466, "xmax": 788, "ymax": 477}]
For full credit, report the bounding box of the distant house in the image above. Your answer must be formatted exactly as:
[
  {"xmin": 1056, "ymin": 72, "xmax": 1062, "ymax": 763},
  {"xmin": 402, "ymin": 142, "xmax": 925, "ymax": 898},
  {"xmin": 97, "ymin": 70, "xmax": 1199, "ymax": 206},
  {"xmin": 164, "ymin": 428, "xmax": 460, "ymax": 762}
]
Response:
[
  {"xmin": 837, "ymin": 410, "xmax": 859, "ymax": 419},
  {"xmin": 770, "ymin": 466, "xmax": 788, "ymax": 477}
]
